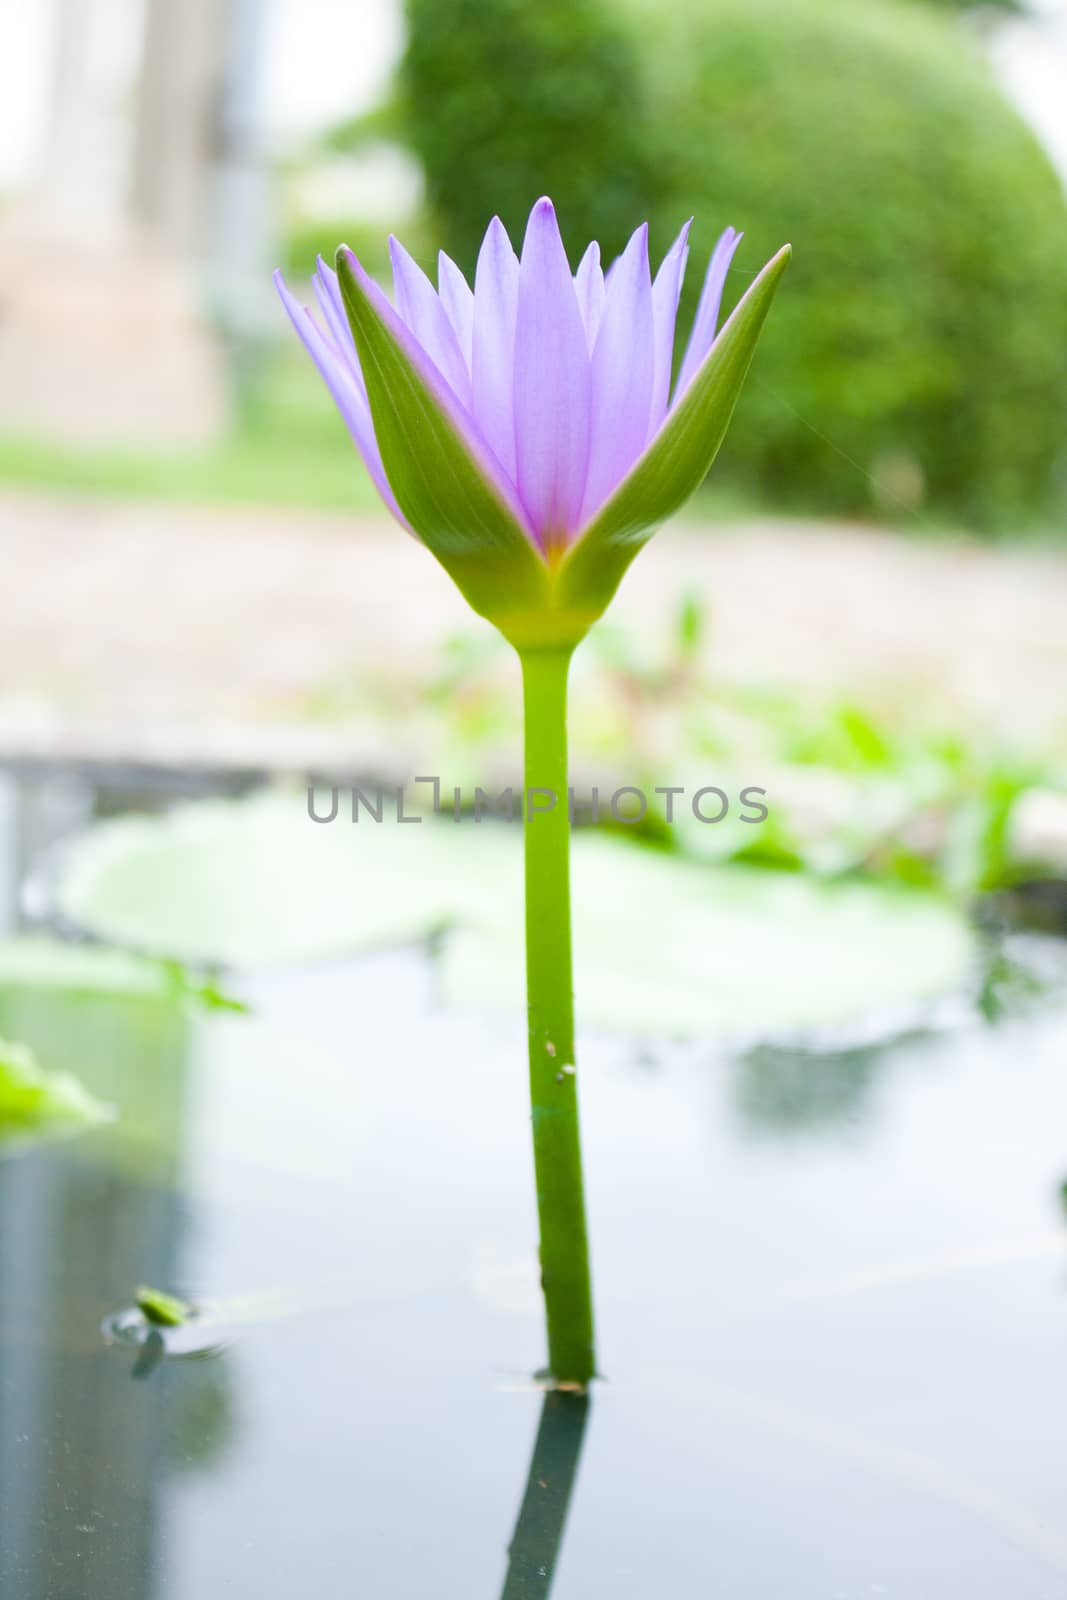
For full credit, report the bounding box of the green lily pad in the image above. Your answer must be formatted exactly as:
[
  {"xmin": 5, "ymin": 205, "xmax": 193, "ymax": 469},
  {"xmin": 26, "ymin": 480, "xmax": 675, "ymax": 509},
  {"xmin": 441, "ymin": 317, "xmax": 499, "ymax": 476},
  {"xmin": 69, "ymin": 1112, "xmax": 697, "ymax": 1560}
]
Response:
[
  {"xmin": 54, "ymin": 792, "xmax": 516, "ymax": 968},
  {"xmin": 0, "ymin": 936, "xmax": 198, "ymax": 997},
  {"xmin": 443, "ymin": 834, "xmax": 976, "ymax": 1036},
  {"xmin": 0, "ymin": 938, "xmax": 200, "ymax": 1177},
  {"xmin": 0, "ymin": 933, "xmax": 355, "ymax": 1183},
  {"xmin": 0, "ymin": 1035, "xmax": 114, "ymax": 1154},
  {"xmin": 52, "ymin": 794, "xmax": 976, "ymax": 1036}
]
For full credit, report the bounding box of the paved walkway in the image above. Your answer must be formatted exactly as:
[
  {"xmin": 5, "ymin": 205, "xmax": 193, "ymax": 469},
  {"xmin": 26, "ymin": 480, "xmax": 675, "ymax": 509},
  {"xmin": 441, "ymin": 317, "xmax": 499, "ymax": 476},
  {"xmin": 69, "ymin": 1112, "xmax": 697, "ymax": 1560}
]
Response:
[{"xmin": 2, "ymin": 488, "xmax": 1065, "ymax": 771}]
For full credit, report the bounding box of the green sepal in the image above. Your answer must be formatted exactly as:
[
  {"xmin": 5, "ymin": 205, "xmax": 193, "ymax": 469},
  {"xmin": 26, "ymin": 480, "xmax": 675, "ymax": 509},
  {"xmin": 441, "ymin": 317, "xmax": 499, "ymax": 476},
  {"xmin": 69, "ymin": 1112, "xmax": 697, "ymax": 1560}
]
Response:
[
  {"xmin": 556, "ymin": 243, "xmax": 791, "ymax": 622},
  {"xmin": 335, "ymin": 249, "xmax": 553, "ymax": 632}
]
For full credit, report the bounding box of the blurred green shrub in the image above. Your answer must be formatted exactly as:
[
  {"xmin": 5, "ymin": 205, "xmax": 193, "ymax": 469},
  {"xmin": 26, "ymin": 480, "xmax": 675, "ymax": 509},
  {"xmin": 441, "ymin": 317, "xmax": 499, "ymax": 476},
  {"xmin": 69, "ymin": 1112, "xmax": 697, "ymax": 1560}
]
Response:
[
  {"xmin": 401, "ymin": 0, "xmax": 652, "ymax": 269},
  {"xmin": 280, "ymin": 214, "xmax": 424, "ymax": 285},
  {"xmin": 400, "ymin": 0, "xmax": 1067, "ymax": 529},
  {"xmin": 914, "ymin": 0, "xmax": 1021, "ymax": 8}
]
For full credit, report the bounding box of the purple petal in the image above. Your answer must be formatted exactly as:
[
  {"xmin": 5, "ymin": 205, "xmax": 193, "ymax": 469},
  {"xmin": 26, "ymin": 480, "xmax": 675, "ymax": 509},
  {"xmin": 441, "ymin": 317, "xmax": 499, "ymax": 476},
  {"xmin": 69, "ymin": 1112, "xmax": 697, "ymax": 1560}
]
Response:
[
  {"xmin": 340, "ymin": 249, "xmax": 535, "ymax": 540},
  {"xmin": 472, "ymin": 216, "xmax": 520, "ymax": 482},
  {"xmin": 579, "ymin": 222, "xmax": 654, "ymax": 525},
  {"xmin": 674, "ymin": 227, "xmax": 742, "ymax": 401},
  {"xmin": 574, "ymin": 241, "xmax": 605, "ymax": 351},
  {"xmin": 438, "ymin": 251, "xmax": 475, "ymax": 375},
  {"xmin": 514, "ymin": 197, "xmax": 592, "ymax": 544},
  {"xmin": 647, "ymin": 220, "xmax": 691, "ymax": 438},
  {"xmin": 313, "ymin": 256, "xmax": 367, "ymax": 401},
  {"xmin": 274, "ymin": 269, "xmax": 410, "ymax": 530},
  {"xmin": 389, "ymin": 236, "xmax": 472, "ymax": 406}
]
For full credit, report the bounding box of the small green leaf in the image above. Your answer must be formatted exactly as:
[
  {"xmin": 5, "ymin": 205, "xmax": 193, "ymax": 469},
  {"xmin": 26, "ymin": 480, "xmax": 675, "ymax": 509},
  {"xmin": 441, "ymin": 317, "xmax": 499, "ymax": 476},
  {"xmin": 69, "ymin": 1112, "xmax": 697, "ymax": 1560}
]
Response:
[
  {"xmin": 559, "ymin": 245, "xmax": 791, "ymax": 619},
  {"xmin": 135, "ymin": 1285, "xmax": 191, "ymax": 1327},
  {"xmin": 676, "ymin": 590, "xmax": 706, "ymax": 660}
]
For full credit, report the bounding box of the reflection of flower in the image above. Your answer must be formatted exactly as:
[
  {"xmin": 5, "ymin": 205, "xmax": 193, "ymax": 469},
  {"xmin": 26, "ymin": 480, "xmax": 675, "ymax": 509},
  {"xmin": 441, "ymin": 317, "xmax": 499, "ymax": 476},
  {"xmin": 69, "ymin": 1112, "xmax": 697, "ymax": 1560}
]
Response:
[{"xmin": 276, "ymin": 198, "xmax": 788, "ymax": 649}]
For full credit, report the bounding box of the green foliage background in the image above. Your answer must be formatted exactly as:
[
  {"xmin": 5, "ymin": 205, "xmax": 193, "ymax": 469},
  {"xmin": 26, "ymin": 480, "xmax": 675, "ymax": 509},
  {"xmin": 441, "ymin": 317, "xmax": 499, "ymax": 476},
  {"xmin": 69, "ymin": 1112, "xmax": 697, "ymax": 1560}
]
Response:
[
  {"xmin": 400, "ymin": 0, "xmax": 1067, "ymax": 530},
  {"xmin": 402, "ymin": 0, "xmax": 652, "ymax": 269}
]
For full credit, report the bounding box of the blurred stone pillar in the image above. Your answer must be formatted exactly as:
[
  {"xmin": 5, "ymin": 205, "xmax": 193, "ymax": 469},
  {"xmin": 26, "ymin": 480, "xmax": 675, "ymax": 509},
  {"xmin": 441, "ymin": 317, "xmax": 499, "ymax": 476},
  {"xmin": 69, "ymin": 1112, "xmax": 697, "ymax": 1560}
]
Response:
[
  {"xmin": 130, "ymin": 0, "xmax": 224, "ymax": 263},
  {"xmin": 38, "ymin": 0, "xmax": 96, "ymax": 214},
  {"xmin": 0, "ymin": 0, "xmax": 234, "ymax": 449}
]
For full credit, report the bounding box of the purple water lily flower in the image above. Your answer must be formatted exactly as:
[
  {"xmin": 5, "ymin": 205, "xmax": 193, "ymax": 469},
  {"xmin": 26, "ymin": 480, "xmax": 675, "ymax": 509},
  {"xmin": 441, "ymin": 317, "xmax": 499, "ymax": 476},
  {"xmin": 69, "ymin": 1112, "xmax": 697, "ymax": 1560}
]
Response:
[
  {"xmin": 276, "ymin": 198, "xmax": 740, "ymax": 552},
  {"xmin": 275, "ymin": 198, "xmax": 787, "ymax": 649},
  {"xmin": 272, "ymin": 198, "xmax": 788, "ymax": 1385}
]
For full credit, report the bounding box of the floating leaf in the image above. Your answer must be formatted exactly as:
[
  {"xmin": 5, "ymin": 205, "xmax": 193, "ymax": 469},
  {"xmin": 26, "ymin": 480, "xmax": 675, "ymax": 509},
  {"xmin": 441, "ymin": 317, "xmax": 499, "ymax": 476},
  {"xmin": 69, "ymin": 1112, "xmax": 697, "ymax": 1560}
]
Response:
[
  {"xmin": 0, "ymin": 1036, "xmax": 114, "ymax": 1153},
  {"xmin": 0, "ymin": 937, "xmax": 242, "ymax": 1008},
  {"xmin": 0, "ymin": 939, "xmax": 195, "ymax": 1178},
  {"xmin": 54, "ymin": 794, "xmax": 518, "ymax": 967},
  {"xmin": 53, "ymin": 795, "xmax": 975, "ymax": 1036},
  {"xmin": 0, "ymin": 937, "xmax": 180, "ymax": 997},
  {"xmin": 135, "ymin": 1285, "xmax": 192, "ymax": 1327},
  {"xmin": 442, "ymin": 834, "xmax": 975, "ymax": 1036}
]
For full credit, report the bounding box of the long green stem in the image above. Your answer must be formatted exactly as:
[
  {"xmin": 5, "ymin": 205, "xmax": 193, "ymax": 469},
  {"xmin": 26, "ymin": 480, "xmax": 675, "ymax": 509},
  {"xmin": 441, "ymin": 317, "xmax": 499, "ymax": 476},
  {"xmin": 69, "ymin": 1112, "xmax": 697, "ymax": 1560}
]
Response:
[{"xmin": 519, "ymin": 646, "xmax": 596, "ymax": 1386}]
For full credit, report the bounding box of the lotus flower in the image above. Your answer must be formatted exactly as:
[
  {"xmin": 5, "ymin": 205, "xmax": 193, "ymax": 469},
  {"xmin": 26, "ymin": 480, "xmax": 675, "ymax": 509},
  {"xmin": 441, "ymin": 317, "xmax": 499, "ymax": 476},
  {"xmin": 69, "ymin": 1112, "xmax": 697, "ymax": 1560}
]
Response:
[{"xmin": 275, "ymin": 199, "xmax": 789, "ymax": 650}]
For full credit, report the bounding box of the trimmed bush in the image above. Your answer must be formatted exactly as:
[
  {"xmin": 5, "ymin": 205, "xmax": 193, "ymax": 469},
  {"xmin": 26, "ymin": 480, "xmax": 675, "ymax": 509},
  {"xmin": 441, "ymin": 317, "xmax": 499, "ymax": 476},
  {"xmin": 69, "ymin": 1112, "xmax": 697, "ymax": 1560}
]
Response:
[
  {"xmin": 400, "ymin": 0, "xmax": 1067, "ymax": 529},
  {"xmin": 401, "ymin": 0, "xmax": 652, "ymax": 271},
  {"xmin": 633, "ymin": 0, "xmax": 1067, "ymax": 525}
]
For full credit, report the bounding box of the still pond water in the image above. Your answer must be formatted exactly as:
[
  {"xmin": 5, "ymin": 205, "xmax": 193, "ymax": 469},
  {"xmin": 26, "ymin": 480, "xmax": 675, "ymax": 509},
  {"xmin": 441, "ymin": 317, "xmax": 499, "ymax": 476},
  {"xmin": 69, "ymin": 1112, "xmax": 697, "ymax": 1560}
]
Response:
[{"xmin": 1, "ymin": 763, "xmax": 1065, "ymax": 1598}]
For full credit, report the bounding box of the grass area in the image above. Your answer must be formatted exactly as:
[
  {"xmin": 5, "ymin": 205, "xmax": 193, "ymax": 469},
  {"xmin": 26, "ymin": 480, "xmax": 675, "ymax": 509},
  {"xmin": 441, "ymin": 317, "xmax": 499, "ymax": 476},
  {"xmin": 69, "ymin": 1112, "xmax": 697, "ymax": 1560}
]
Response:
[
  {"xmin": 4, "ymin": 342, "xmax": 1049, "ymax": 541},
  {"xmin": 0, "ymin": 347, "xmax": 381, "ymax": 515},
  {"xmin": 0, "ymin": 339, "xmax": 769, "ymax": 524},
  {"xmin": 0, "ymin": 432, "xmax": 380, "ymax": 513}
]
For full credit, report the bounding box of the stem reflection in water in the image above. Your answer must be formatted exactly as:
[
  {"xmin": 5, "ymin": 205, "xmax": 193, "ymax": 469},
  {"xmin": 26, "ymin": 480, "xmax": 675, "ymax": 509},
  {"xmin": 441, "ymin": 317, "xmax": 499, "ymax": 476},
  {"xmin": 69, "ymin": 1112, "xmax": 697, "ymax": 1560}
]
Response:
[{"xmin": 499, "ymin": 1389, "xmax": 591, "ymax": 1599}]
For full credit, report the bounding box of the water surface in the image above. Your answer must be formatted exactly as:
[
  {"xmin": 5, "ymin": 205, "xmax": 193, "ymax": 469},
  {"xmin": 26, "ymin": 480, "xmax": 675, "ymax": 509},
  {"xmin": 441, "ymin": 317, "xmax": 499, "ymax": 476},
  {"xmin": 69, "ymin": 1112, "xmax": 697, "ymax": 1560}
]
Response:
[{"xmin": 1, "ymin": 763, "xmax": 1065, "ymax": 1598}]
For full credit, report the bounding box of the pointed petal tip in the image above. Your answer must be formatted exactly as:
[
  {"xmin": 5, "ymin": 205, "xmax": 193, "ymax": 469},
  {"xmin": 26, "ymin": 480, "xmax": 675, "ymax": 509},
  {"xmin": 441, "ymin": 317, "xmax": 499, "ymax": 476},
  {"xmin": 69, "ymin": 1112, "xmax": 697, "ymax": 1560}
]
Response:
[
  {"xmin": 527, "ymin": 197, "xmax": 559, "ymax": 233},
  {"xmin": 628, "ymin": 220, "xmax": 651, "ymax": 263},
  {"xmin": 272, "ymin": 268, "xmax": 308, "ymax": 324}
]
